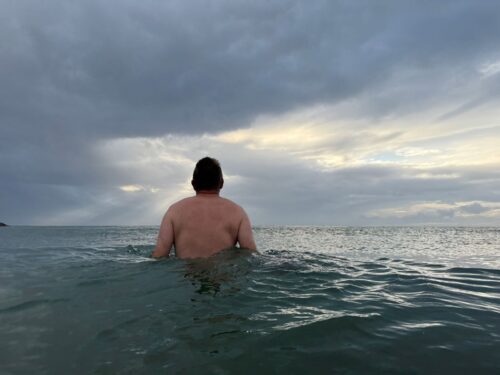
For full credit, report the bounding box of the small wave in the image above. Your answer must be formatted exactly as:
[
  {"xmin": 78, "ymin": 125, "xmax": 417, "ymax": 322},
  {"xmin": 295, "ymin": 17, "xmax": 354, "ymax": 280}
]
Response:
[
  {"xmin": 2, "ymin": 227, "xmax": 500, "ymax": 373},
  {"xmin": 448, "ymin": 266, "xmax": 500, "ymax": 277},
  {"xmin": 0, "ymin": 298, "xmax": 68, "ymax": 314},
  {"xmin": 272, "ymin": 311, "xmax": 382, "ymax": 332}
]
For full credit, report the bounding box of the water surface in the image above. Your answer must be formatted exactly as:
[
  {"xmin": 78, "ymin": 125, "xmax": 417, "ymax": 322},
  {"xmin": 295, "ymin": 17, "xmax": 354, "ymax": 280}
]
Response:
[{"xmin": 1, "ymin": 226, "xmax": 499, "ymax": 374}]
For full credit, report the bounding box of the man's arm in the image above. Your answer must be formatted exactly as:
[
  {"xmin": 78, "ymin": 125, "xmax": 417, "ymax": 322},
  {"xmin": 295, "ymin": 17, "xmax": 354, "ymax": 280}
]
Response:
[
  {"xmin": 151, "ymin": 210, "xmax": 174, "ymax": 258},
  {"xmin": 237, "ymin": 210, "xmax": 257, "ymax": 251}
]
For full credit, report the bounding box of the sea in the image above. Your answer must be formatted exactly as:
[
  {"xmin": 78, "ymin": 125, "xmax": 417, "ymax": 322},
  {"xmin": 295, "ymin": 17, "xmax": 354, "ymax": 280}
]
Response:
[{"xmin": 1, "ymin": 226, "xmax": 499, "ymax": 374}]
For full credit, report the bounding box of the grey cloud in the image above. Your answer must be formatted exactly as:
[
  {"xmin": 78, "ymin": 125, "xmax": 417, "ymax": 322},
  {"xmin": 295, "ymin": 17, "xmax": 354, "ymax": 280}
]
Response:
[
  {"xmin": 436, "ymin": 74, "xmax": 500, "ymax": 122},
  {"xmin": 2, "ymin": 1, "xmax": 500, "ymax": 224},
  {"xmin": 205, "ymin": 143, "xmax": 500, "ymax": 226},
  {"xmin": 233, "ymin": 171, "xmax": 499, "ymax": 226},
  {"xmin": 3, "ymin": 142, "xmax": 500, "ymax": 225},
  {"xmin": 459, "ymin": 202, "xmax": 491, "ymax": 215},
  {"xmin": 2, "ymin": 1, "xmax": 500, "ymax": 138}
]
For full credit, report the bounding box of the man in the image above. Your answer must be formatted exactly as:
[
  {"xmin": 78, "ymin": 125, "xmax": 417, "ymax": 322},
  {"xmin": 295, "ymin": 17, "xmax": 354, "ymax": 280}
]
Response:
[{"xmin": 152, "ymin": 157, "xmax": 257, "ymax": 259}]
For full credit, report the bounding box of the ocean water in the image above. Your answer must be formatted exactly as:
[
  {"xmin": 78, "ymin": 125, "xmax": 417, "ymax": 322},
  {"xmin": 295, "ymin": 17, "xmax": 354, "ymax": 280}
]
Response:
[{"xmin": 1, "ymin": 226, "xmax": 499, "ymax": 374}]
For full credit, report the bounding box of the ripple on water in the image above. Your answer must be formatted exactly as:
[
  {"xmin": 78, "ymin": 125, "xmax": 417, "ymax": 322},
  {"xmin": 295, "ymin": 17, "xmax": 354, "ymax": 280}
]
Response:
[{"xmin": 1, "ymin": 226, "xmax": 500, "ymax": 373}]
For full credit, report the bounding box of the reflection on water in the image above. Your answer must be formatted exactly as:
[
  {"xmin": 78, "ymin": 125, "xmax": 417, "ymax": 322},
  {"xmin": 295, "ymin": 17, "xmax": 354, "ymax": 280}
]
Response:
[{"xmin": 184, "ymin": 248, "xmax": 255, "ymax": 296}]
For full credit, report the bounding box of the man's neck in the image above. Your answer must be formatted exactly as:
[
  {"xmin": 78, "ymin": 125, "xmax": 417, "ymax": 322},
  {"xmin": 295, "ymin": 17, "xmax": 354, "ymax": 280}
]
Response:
[{"xmin": 196, "ymin": 190, "xmax": 220, "ymax": 196}]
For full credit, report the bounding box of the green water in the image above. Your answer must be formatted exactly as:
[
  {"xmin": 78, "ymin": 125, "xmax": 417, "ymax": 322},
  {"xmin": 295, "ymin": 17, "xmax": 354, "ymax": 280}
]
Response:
[{"xmin": 1, "ymin": 226, "xmax": 499, "ymax": 374}]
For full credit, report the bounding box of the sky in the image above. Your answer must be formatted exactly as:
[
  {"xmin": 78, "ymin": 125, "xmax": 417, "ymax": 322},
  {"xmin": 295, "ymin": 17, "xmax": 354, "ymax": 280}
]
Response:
[{"xmin": 1, "ymin": 0, "xmax": 500, "ymax": 226}]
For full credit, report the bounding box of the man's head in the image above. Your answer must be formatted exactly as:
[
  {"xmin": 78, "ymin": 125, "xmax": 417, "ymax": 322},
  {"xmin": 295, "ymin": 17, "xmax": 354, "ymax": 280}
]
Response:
[{"xmin": 191, "ymin": 157, "xmax": 224, "ymax": 192}]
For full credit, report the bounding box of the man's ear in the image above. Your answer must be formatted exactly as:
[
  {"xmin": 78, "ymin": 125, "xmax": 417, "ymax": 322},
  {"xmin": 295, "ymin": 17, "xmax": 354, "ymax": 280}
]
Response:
[
  {"xmin": 220, "ymin": 178, "xmax": 224, "ymax": 190},
  {"xmin": 191, "ymin": 180, "xmax": 195, "ymax": 190}
]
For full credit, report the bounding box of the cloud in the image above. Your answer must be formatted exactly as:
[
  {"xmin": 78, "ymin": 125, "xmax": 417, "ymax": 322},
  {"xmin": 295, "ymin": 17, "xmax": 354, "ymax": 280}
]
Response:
[
  {"xmin": 1, "ymin": 1, "xmax": 500, "ymax": 225},
  {"xmin": 367, "ymin": 201, "xmax": 500, "ymax": 224},
  {"xmin": 5, "ymin": 130, "xmax": 495, "ymax": 226},
  {"xmin": 479, "ymin": 60, "xmax": 500, "ymax": 77},
  {"xmin": 2, "ymin": 0, "xmax": 500, "ymax": 137}
]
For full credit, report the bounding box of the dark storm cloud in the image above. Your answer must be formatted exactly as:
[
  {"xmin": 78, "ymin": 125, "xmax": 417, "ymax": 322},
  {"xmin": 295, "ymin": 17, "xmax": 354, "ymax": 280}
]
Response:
[
  {"xmin": 2, "ymin": 0, "xmax": 500, "ymax": 138},
  {"xmin": 2, "ymin": 0, "xmax": 500, "ymax": 224}
]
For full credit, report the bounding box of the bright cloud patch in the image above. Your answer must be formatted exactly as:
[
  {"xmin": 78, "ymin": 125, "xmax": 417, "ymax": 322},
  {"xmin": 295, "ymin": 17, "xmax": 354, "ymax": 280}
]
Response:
[{"xmin": 120, "ymin": 185, "xmax": 144, "ymax": 193}]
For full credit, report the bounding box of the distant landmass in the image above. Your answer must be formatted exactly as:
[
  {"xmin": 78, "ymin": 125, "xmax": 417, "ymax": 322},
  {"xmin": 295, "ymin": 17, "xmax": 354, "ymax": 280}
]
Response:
[{"xmin": 0, "ymin": 222, "xmax": 7, "ymax": 227}]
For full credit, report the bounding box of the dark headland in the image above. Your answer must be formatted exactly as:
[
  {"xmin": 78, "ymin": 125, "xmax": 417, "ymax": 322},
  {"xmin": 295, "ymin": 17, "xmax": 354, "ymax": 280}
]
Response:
[{"xmin": 0, "ymin": 222, "xmax": 7, "ymax": 227}]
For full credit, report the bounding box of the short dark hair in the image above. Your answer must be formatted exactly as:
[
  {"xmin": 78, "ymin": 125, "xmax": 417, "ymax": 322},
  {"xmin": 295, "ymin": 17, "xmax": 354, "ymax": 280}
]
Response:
[{"xmin": 191, "ymin": 157, "xmax": 224, "ymax": 192}]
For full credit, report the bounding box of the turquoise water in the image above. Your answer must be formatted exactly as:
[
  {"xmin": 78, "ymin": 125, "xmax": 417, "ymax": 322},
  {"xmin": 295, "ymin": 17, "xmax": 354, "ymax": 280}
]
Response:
[{"xmin": 1, "ymin": 226, "xmax": 499, "ymax": 374}]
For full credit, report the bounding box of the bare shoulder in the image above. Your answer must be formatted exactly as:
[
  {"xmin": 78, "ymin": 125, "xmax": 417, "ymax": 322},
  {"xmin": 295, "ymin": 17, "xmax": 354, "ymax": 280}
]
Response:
[
  {"xmin": 219, "ymin": 197, "xmax": 248, "ymax": 218},
  {"xmin": 220, "ymin": 196, "xmax": 244, "ymax": 210},
  {"xmin": 170, "ymin": 197, "xmax": 195, "ymax": 209},
  {"xmin": 162, "ymin": 197, "xmax": 194, "ymax": 219}
]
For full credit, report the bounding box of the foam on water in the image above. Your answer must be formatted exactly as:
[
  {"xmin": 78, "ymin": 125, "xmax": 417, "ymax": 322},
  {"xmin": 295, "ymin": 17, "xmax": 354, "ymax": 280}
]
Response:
[{"xmin": 1, "ymin": 226, "xmax": 499, "ymax": 374}]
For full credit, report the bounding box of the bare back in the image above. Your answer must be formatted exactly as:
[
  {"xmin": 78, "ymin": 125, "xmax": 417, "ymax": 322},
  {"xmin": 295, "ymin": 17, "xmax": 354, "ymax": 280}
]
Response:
[{"xmin": 152, "ymin": 193, "xmax": 256, "ymax": 259}]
